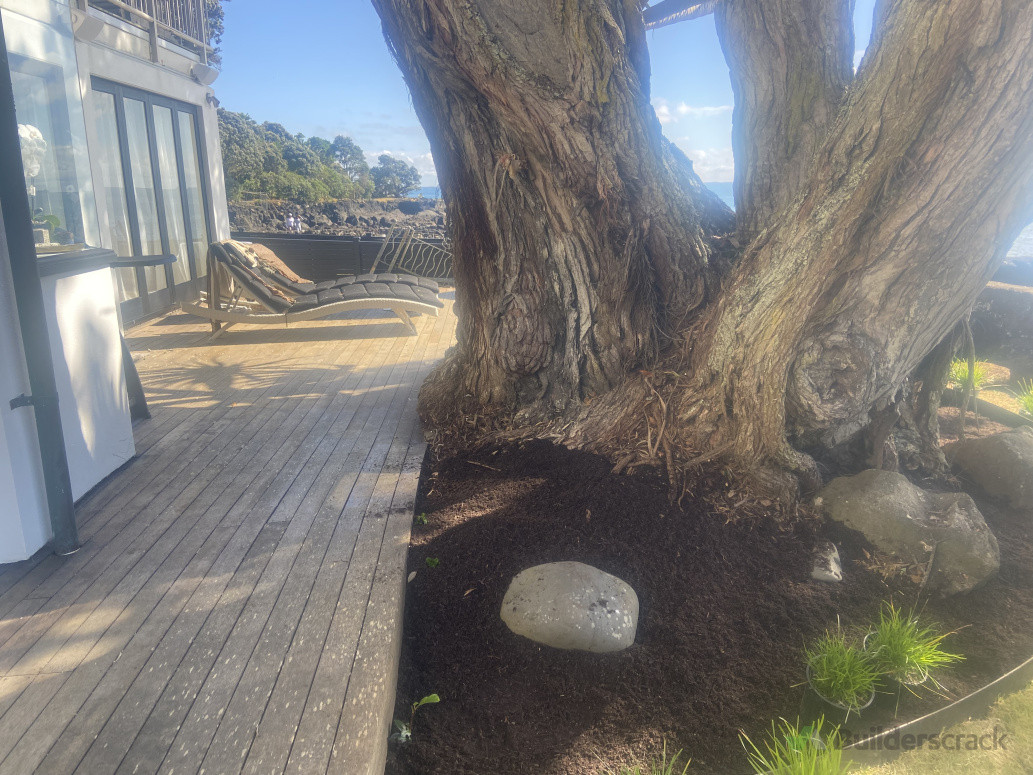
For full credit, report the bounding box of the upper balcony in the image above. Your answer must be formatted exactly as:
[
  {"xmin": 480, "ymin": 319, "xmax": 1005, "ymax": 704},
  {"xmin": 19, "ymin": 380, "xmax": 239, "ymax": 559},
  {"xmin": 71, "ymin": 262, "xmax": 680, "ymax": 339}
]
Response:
[{"xmin": 77, "ymin": 0, "xmax": 213, "ymax": 63}]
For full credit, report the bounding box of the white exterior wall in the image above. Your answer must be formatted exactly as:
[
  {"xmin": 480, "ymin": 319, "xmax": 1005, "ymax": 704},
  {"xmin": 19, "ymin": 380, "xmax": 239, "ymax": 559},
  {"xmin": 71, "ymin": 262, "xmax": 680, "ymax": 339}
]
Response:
[
  {"xmin": 0, "ymin": 215, "xmax": 51, "ymax": 563},
  {"xmin": 41, "ymin": 267, "xmax": 135, "ymax": 501}
]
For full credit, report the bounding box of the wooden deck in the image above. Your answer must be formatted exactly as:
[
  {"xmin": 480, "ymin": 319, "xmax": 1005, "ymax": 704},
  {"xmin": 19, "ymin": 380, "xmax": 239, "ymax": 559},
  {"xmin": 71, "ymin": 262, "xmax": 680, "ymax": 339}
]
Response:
[{"xmin": 0, "ymin": 296, "xmax": 456, "ymax": 775}]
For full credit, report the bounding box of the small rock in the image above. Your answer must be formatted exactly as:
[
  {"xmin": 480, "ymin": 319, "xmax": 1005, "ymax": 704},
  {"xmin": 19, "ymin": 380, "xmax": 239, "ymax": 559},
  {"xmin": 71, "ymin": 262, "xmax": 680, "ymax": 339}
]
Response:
[
  {"xmin": 500, "ymin": 561, "xmax": 638, "ymax": 653},
  {"xmin": 817, "ymin": 470, "xmax": 999, "ymax": 596},
  {"xmin": 949, "ymin": 427, "xmax": 1033, "ymax": 510},
  {"xmin": 811, "ymin": 540, "xmax": 843, "ymax": 582}
]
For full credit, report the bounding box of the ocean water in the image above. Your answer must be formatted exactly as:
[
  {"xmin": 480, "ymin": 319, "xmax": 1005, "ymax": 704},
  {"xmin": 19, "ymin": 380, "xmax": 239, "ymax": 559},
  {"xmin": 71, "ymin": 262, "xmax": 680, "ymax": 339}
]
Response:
[{"xmin": 420, "ymin": 180, "xmax": 1031, "ymax": 260}]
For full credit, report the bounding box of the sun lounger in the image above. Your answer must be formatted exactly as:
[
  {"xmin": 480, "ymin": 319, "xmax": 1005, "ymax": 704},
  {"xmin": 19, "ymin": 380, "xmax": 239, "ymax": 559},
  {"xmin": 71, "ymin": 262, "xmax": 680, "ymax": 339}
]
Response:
[
  {"xmin": 181, "ymin": 241, "xmax": 443, "ymax": 338},
  {"xmin": 224, "ymin": 240, "xmax": 440, "ymax": 297}
]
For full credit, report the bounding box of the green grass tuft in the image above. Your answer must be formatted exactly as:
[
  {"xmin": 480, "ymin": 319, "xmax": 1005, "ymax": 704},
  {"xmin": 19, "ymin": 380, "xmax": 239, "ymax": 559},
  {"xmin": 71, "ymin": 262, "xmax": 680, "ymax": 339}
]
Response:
[
  {"xmin": 605, "ymin": 741, "xmax": 691, "ymax": 775},
  {"xmin": 806, "ymin": 633, "xmax": 879, "ymax": 713},
  {"xmin": 949, "ymin": 359, "xmax": 990, "ymax": 390},
  {"xmin": 1016, "ymin": 379, "xmax": 1033, "ymax": 416},
  {"xmin": 741, "ymin": 716, "xmax": 850, "ymax": 775},
  {"xmin": 865, "ymin": 603, "xmax": 963, "ymax": 684}
]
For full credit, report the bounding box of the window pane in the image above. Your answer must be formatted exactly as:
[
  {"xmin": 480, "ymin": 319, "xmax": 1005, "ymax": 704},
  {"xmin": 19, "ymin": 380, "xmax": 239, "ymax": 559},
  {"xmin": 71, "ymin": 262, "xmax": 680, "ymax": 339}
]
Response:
[
  {"xmin": 152, "ymin": 105, "xmax": 189, "ymax": 285},
  {"xmin": 123, "ymin": 97, "xmax": 166, "ymax": 291},
  {"xmin": 178, "ymin": 111, "xmax": 209, "ymax": 277},
  {"xmin": 4, "ymin": 0, "xmax": 101, "ymax": 252},
  {"xmin": 92, "ymin": 90, "xmax": 138, "ymax": 300}
]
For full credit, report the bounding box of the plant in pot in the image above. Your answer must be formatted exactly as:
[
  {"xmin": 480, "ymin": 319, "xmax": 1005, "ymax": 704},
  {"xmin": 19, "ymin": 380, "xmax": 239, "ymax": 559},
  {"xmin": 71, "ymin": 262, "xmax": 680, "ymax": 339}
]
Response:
[
  {"xmin": 864, "ymin": 602, "xmax": 963, "ymax": 711},
  {"xmin": 803, "ymin": 631, "xmax": 879, "ymax": 732}
]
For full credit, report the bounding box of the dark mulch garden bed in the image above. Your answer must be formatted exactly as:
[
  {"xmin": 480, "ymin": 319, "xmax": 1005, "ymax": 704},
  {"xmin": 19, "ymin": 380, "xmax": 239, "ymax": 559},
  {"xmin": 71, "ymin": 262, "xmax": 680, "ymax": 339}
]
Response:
[{"xmin": 386, "ymin": 440, "xmax": 1033, "ymax": 775}]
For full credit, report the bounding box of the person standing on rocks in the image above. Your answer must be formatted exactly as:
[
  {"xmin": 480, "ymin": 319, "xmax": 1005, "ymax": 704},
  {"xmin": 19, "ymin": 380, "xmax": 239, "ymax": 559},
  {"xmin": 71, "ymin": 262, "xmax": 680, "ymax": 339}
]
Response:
[{"xmin": 285, "ymin": 213, "xmax": 295, "ymax": 232}]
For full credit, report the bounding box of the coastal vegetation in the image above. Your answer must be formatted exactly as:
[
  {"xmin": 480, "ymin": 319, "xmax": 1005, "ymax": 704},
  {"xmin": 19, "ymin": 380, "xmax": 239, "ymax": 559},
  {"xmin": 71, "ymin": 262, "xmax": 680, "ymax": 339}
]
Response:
[{"xmin": 218, "ymin": 109, "xmax": 421, "ymax": 203}]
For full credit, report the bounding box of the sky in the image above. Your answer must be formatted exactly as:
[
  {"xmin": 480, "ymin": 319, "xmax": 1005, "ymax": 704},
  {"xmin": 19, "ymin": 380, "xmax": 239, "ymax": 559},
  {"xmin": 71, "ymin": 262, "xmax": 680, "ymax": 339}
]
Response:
[{"xmin": 215, "ymin": 1, "xmax": 877, "ymax": 187}]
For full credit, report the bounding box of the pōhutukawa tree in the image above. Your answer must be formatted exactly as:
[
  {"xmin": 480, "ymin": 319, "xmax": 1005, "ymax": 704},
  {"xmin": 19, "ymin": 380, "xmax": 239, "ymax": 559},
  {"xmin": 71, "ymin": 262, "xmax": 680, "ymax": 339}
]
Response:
[{"xmin": 371, "ymin": 0, "xmax": 1033, "ymax": 496}]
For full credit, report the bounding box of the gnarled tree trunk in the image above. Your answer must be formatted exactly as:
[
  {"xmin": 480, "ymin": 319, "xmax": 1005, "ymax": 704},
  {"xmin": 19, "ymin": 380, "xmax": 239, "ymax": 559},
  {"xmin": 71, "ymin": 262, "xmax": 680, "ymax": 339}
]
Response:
[
  {"xmin": 373, "ymin": 0, "xmax": 1033, "ymax": 494},
  {"xmin": 374, "ymin": 0, "xmax": 732, "ymax": 429}
]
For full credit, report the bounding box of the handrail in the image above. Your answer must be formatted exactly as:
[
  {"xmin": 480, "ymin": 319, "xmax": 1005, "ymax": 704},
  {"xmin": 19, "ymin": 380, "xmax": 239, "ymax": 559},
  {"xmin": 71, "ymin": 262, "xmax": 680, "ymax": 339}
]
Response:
[{"xmin": 79, "ymin": 0, "xmax": 213, "ymax": 62}]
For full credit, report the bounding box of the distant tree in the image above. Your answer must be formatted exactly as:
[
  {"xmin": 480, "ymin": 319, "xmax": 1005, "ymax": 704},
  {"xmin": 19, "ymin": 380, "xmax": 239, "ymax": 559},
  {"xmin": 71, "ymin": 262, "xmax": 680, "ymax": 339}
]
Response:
[
  {"xmin": 306, "ymin": 136, "xmax": 333, "ymax": 161},
  {"xmin": 370, "ymin": 154, "xmax": 421, "ymax": 197},
  {"xmin": 261, "ymin": 122, "xmax": 295, "ymax": 145},
  {"xmin": 217, "ymin": 108, "xmax": 262, "ymax": 198},
  {"xmin": 330, "ymin": 136, "xmax": 370, "ymax": 180},
  {"xmin": 283, "ymin": 144, "xmax": 320, "ymax": 176},
  {"xmin": 204, "ymin": 0, "xmax": 228, "ymax": 67},
  {"xmin": 218, "ymin": 109, "xmax": 375, "ymax": 203}
]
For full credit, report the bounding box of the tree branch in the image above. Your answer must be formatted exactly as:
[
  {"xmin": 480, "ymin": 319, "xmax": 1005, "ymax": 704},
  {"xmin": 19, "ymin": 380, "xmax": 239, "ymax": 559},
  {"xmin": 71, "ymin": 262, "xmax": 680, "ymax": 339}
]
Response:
[
  {"xmin": 715, "ymin": 0, "xmax": 854, "ymax": 240},
  {"xmin": 705, "ymin": 0, "xmax": 1033, "ymax": 462}
]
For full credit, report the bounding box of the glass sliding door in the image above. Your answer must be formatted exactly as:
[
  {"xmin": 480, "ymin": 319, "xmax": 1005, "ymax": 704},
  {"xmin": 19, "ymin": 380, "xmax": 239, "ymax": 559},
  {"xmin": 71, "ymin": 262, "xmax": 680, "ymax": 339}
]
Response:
[
  {"xmin": 122, "ymin": 97, "xmax": 168, "ymax": 305},
  {"xmin": 93, "ymin": 90, "xmax": 138, "ymax": 303},
  {"xmin": 152, "ymin": 105, "xmax": 190, "ymax": 286},
  {"xmin": 91, "ymin": 79, "xmax": 213, "ymax": 324},
  {"xmin": 178, "ymin": 111, "xmax": 209, "ymax": 278}
]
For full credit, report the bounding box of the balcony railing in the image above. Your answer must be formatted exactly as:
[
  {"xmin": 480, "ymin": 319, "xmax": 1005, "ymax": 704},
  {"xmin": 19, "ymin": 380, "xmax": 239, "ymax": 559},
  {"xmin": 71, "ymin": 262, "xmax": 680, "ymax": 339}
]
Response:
[{"xmin": 80, "ymin": 0, "xmax": 213, "ymax": 62}]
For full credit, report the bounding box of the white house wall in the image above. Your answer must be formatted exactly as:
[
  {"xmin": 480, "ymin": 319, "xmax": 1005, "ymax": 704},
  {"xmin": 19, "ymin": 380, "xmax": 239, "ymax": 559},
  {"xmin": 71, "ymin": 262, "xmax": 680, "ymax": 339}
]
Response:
[
  {"xmin": 0, "ymin": 216, "xmax": 52, "ymax": 563},
  {"xmin": 41, "ymin": 267, "xmax": 135, "ymax": 501}
]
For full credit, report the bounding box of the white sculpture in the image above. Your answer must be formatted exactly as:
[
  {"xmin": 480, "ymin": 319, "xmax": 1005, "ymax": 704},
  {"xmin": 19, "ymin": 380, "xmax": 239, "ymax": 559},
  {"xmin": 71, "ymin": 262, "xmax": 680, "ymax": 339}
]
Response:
[{"xmin": 18, "ymin": 123, "xmax": 46, "ymax": 178}]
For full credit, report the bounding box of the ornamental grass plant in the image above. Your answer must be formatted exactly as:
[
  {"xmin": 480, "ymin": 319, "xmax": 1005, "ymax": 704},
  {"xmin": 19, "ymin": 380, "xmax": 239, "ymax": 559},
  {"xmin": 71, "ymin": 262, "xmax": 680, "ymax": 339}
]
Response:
[{"xmin": 806, "ymin": 632, "xmax": 879, "ymax": 715}]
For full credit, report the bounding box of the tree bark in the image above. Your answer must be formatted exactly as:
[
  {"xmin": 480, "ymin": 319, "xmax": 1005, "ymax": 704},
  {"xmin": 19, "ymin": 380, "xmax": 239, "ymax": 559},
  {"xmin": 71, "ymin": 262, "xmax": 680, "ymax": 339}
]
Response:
[
  {"xmin": 373, "ymin": 0, "xmax": 732, "ymax": 431},
  {"xmin": 374, "ymin": 0, "xmax": 1033, "ymax": 493},
  {"xmin": 686, "ymin": 0, "xmax": 1033, "ymax": 478},
  {"xmin": 715, "ymin": 0, "xmax": 854, "ymax": 241}
]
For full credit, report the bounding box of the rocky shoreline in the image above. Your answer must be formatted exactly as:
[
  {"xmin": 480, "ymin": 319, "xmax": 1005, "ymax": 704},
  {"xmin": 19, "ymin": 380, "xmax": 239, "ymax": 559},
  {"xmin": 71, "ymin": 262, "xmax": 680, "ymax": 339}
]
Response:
[{"xmin": 228, "ymin": 197, "xmax": 447, "ymax": 240}]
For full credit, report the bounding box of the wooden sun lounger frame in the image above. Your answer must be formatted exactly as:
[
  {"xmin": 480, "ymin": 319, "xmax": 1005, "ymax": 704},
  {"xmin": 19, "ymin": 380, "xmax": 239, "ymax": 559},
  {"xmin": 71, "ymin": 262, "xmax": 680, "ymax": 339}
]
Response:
[{"xmin": 181, "ymin": 246, "xmax": 440, "ymax": 339}]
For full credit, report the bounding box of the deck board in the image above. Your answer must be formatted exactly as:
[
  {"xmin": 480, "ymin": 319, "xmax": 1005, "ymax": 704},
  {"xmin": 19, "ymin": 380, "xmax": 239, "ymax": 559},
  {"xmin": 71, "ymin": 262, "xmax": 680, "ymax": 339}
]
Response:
[{"xmin": 0, "ymin": 300, "xmax": 455, "ymax": 775}]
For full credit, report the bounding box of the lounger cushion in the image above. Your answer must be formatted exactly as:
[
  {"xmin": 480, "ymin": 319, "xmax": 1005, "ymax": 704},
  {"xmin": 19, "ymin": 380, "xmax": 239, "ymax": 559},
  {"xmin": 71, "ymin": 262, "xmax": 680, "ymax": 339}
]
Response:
[
  {"xmin": 386, "ymin": 282, "xmax": 444, "ymax": 308},
  {"xmin": 291, "ymin": 293, "xmax": 320, "ymax": 311},
  {"xmin": 339, "ymin": 283, "xmax": 372, "ymax": 301},
  {"xmin": 361, "ymin": 282, "xmax": 391, "ymax": 298},
  {"xmin": 316, "ymin": 288, "xmax": 345, "ymax": 304},
  {"xmin": 412, "ymin": 284, "xmax": 445, "ymax": 306}
]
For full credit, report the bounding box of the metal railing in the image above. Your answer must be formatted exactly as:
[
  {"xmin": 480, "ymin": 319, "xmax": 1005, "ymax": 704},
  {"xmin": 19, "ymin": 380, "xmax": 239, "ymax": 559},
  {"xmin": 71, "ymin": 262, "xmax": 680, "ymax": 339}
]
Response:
[
  {"xmin": 371, "ymin": 227, "xmax": 454, "ymax": 281},
  {"xmin": 81, "ymin": 0, "xmax": 212, "ymax": 62}
]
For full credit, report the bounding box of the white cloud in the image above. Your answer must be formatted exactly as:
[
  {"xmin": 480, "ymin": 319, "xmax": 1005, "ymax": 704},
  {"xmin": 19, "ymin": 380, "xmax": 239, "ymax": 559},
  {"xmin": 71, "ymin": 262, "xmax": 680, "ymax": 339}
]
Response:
[
  {"xmin": 676, "ymin": 102, "xmax": 733, "ymax": 117},
  {"xmin": 654, "ymin": 98, "xmax": 732, "ymax": 126},
  {"xmin": 676, "ymin": 144, "xmax": 735, "ymax": 183},
  {"xmin": 652, "ymin": 98, "xmax": 675, "ymax": 125}
]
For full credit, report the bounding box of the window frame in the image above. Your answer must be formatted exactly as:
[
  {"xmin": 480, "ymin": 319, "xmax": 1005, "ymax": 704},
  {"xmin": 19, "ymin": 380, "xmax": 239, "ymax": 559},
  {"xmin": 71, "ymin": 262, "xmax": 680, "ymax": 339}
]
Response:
[{"xmin": 91, "ymin": 77, "xmax": 214, "ymax": 322}]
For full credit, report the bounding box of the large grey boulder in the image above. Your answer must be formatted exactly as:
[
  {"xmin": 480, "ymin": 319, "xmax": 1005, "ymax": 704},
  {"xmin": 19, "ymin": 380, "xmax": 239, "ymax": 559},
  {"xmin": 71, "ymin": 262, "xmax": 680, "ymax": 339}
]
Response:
[
  {"xmin": 500, "ymin": 562, "xmax": 638, "ymax": 653},
  {"xmin": 815, "ymin": 470, "xmax": 999, "ymax": 596},
  {"xmin": 949, "ymin": 427, "xmax": 1033, "ymax": 510}
]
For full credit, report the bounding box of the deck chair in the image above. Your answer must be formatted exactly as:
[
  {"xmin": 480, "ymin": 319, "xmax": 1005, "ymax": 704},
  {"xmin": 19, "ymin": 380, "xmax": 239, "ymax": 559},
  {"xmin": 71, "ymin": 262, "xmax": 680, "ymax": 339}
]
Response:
[
  {"xmin": 224, "ymin": 240, "xmax": 440, "ymax": 297},
  {"xmin": 181, "ymin": 241, "xmax": 443, "ymax": 338}
]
